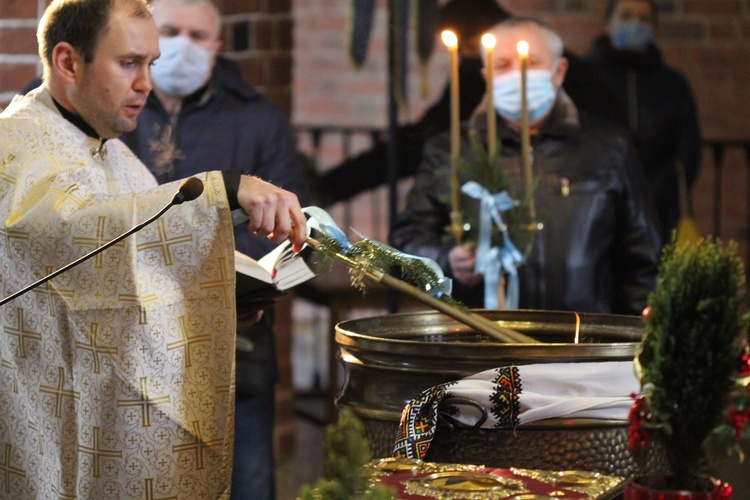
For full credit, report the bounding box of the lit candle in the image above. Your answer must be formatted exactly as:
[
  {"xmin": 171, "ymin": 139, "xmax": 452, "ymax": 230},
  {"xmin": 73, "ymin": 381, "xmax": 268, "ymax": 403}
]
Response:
[
  {"xmin": 482, "ymin": 33, "xmax": 497, "ymax": 159},
  {"xmin": 517, "ymin": 39, "xmax": 535, "ymax": 220},
  {"xmin": 442, "ymin": 29, "xmax": 463, "ymax": 243}
]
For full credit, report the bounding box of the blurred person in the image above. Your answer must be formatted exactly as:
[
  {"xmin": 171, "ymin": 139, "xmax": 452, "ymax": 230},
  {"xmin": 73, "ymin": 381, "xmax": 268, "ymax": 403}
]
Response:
[
  {"xmin": 585, "ymin": 0, "xmax": 701, "ymax": 244},
  {"xmin": 390, "ymin": 17, "xmax": 661, "ymax": 314},
  {"xmin": 119, "ymin": 0, "xmax": 308, "ymax": 498},
  {"xmin": 0, "ymin": 0, "xmax": 306, "ymax": 498}
]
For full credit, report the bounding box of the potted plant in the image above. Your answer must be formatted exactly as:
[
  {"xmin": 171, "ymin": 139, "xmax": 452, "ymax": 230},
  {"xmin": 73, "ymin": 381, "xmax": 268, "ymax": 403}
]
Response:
[{"xmin": 627, "ymin": 237, "xmax": 750, "ymax": 498}]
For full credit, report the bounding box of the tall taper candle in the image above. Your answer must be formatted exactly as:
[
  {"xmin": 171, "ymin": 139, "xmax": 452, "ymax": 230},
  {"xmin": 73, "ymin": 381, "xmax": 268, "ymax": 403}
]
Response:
[
  {"xmin": 442, "ymin": 29, "xmax": 463, "ymax": 243},
  {"xmin": 517, "ymin": 39, "xmax": 536, "ymax": 220},
  {"xmin": 482, "ymin": 33, "xmax": 497, "ymax": 159}
]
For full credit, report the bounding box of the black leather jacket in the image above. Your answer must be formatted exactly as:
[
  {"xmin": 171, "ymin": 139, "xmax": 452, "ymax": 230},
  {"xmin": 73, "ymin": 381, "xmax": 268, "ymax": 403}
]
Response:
[
  {"xmin": 390, "ymin": 92, "xmax": 661, "ymax": 315},
  {"xmin": 585, "ymin": 36, "xmax": 701, "ymax": 244}
]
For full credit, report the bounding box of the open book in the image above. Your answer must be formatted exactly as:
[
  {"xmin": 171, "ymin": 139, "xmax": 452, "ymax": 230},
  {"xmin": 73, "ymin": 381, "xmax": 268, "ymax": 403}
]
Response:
[{"xmin": 234, "ymin": 242, "xmax": 315, "ymax": 307}]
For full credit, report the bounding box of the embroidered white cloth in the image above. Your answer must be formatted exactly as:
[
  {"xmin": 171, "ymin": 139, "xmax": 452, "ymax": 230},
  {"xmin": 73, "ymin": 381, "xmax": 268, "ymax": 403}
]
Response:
[
  {"xmin": 462, "ymin": 361, "xmax": 638, "ymax": 426},
  {"xmin": 394, "ymin": 361, "xmax": 638, "ymax": 459},
  {"xmin": 0, "ymin": 87, "xmax": 237, "ymax": 498}
]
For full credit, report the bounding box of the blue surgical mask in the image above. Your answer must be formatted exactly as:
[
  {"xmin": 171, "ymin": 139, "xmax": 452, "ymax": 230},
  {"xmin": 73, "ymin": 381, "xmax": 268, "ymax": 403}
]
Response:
[
  {"xmin": 492, "ymin": 69, "xmax": 556, "ymax": 123},
  {"xmin": 151, "ymin": 36, "xmax": 213, "ymax": 97},
  {"xmin": 610, "ymin": 21, "xmax": 653, "ymax": 52}
]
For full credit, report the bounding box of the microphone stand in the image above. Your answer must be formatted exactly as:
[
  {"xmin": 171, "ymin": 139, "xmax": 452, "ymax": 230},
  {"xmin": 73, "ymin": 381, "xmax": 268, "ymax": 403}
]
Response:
[{"xmin": 0, "ymin": 181, "xmax": 201, "ymax": 307}]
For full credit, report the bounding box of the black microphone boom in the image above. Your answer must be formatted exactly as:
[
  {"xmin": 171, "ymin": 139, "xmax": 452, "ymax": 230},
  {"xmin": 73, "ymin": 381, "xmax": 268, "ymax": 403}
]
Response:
[{"xmin": 0, "ymin": 177, "xmax": 205, "ymax": 307}]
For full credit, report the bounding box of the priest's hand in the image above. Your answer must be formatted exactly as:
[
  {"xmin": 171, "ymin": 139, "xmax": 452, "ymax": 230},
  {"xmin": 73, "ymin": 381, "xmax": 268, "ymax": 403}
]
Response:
[
  {"xmin": 449, "ymin": 243, "xmax": 483, "ymax": 287},
  {"xmin": 237, "ymin": 175, "xmax": 307, "ymax": 253}
]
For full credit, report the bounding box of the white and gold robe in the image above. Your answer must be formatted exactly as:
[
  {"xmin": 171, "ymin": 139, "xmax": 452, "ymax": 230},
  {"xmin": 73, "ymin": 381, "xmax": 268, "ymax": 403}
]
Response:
[{"xmin": 0, "ymin": 87, "xmax": 237, "ymax": 498}]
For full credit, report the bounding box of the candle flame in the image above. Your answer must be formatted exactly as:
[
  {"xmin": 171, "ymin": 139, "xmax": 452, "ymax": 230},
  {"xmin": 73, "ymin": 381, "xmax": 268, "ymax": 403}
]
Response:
[
  {"xmin": 441, "ymin": 30, "xmax": 458, "ymax": 49},
  {"xmin": 481, "ymin": 33, "xmax": 496, "ymax": 49},
  {"xmin": 517, "ymin": 40, "xmax": 529, "ymax": 58}
]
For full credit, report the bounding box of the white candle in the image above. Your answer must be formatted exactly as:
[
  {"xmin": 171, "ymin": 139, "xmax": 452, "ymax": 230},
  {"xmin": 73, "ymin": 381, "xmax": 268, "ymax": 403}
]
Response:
[
  {"xmin": 482, "ymin": 33, "xmax": 497, "ymax": 159},
  {"xmin": 442, "ymin": 29, "xmax": 463, "ymax": 243},
  {"xmin": 517, "ymin": 39, "xmax": 535, "ymax": 220}
]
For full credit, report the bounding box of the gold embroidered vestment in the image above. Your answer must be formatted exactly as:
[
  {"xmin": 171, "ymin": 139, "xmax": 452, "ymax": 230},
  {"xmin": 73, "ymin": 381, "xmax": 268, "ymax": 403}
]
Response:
[{"xmin": 0, "ymin": 88, "xmax": 237, "ymax": 498}]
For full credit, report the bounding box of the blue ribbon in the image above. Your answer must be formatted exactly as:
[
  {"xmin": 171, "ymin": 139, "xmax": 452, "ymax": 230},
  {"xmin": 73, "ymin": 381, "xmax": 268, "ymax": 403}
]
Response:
[
  {"xmin": 304, "ymin": 207, "xmax": 452, "ymax": 298},
  {"xmin": 303, "ymin": 206, "xmax": 351, "ymax": 250},
  {"xmin": 460, "ymin": 182, "xmax": 524, "ymax": 309}
]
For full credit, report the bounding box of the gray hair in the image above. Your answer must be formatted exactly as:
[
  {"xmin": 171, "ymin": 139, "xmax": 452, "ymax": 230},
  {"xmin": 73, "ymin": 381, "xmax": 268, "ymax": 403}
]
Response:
[{"xmin": 484, "ymin": 16, "xmax": 564, "ymax": 62}]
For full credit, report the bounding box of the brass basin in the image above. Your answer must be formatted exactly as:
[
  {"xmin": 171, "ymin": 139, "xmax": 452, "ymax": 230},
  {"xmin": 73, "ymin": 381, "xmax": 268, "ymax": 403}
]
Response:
[{"xmin": 334, "ymin": 309, "xmax": 668, "ymax": 476}]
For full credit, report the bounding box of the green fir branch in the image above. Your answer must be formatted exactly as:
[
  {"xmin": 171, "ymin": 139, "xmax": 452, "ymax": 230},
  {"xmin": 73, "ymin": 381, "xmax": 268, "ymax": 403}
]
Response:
[
  {"xmin": 297, "ymin": 408, "xmax": 396, "ymax": 500},
  {"xmin": 313, "ymin": 233, "xmax": 468, "ymax": 311},
  {"xmin": 439, "ymin": 129, "xmax": 538, "ymax": 253}
]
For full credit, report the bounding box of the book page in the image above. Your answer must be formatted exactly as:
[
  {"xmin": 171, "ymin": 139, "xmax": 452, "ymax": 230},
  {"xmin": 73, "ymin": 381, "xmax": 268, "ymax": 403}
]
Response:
[
  {"xmin": 234, "ymin": 250, "xmax": 272, "ymax": 284},
  {"xmin": 258, "ymin": 242, "xmax": 315, "ymax": 290},
  {"xmin": 235, "ymin": 243, "xmax": 315, "ymax": 291}
]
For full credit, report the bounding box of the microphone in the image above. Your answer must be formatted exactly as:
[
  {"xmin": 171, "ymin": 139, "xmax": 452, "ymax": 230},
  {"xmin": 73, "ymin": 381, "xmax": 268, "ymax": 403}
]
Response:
[
  {"xmin": 173, "ymin": 176, "xmax": 204, "ymax": 204},
  {"xmin": 0, "ymin": 177, "xmax": 205, "ymax": 307}
]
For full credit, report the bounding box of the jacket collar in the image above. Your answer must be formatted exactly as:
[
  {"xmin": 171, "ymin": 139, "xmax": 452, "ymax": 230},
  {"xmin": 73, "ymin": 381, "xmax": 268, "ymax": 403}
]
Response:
[
  {"xmin": 471, "ymin": 89, "xmax": 580, "ymax": 143},
  {"xmin": 147, "ymin": 56, "xmax": 262, "ymax": 117},
  {"xmin": 587, "ymin": 35, "xmax": 664, "ymax": 71}
]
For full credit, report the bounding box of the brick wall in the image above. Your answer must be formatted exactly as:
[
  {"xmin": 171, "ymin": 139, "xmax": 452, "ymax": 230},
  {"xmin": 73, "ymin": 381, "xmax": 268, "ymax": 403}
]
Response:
[
  {"xmin": 292, "ymin": 0, "xmax": 750, "ymax": 261},
  {"xmin": 0, "ymin": 0, "xmax": 294, "ymax": 113},
  {"xmin": 0, "ymin": 1, "xmax": 42, "ymax": 105},
  {"xmin": 294, "ymin": 0, "xmax": 750, "ymax": 139}
]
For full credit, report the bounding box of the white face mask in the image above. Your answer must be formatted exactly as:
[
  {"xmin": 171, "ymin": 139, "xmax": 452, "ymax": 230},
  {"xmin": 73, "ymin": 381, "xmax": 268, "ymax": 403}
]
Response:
[
  {"xmin": 151, "ymin": 36, "xmax": 213, "ymax": 97},
  {"xmin": 492, "ymin": 69, "xmax": 557, "ymax": 123}
]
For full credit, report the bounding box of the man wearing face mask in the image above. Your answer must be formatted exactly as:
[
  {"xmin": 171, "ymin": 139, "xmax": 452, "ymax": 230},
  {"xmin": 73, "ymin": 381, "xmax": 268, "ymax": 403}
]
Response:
[
  {"xmin": 119, "ymin": 1, "xmax": 307, "ymax": 499},
  {"xmin": 585, "ymin": 0, "xmax": 701, "ymax": 245},
  {"xmin": 310, "ymin": 0, "xmax": 624, "ymax": 207},
  {"xmin": 390, "ymin": 17, "xmax": 661, "ymax": 315}
]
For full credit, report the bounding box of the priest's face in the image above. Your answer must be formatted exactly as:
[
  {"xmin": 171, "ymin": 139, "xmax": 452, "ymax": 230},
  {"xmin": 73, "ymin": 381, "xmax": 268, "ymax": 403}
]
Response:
[{"xmin": 72, "ymin": 4, "xmax": 159, "ymax": 139}]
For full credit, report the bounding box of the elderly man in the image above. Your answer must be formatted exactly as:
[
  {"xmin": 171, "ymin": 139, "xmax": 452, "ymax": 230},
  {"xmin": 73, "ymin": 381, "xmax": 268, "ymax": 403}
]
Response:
[
  {"xmin": 119, "ymin": 1, "xmax": 307, "ymax": 498},
  {"xmin": 390, "ymin": 17, "xmax": 661, "ymax": 315},
  {"xmin": 0, "ymin": 0, "xmax": 305, "ymax": 497}
]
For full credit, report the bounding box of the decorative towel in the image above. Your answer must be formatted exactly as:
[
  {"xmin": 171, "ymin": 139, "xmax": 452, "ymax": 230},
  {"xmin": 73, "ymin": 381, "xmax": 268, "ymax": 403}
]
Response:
[{"xmin": 393, "ymin": 361, "xmax": 638, "ymax": 459}]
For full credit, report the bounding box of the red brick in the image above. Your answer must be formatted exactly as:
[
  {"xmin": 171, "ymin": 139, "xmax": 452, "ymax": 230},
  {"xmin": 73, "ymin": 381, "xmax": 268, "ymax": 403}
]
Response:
[
  {"xmin": 268, "ymin": 0, "xmax": 292, "ymax": 14},
  {"xmin": 309, "ymin": 15, "xmax": 347, "ymax": 31},
  {"xmin": 264, "ymin": 88, "xmax": 292, "ymax": 117},
  {"xmin": 254, "ymin": 19, "xmax": 273, "ymax": 51},
  {"xmin": 236, "ymin": 57, "xmax": 263, "ymax": 87},
  {"xmin": 219, "ymin": 0, "xmax": 261, "ymax": 15},
  {"xmin": 267, "ymin": 54, "xmax": 292, "ymax": 86},
  {"xmin": 710, "ymin": 23, "xmax": 736, "ymax": 39},
  {"xmin": 0, "ymin": 0, "xmax": 38, "ymax": 18},
  {"xmin": 562, "ymin": 0, "xmax": 588, "ymax": 13},
  {"xmin": 658, "ymin": 20, "xmax": 705, "ymax": 39},
  {"xmin": 0, "ymin": 64, "xmax": 37, "ymax": 93},
  {"xmin": 0, "ymin": 28, "xmax": 38, "ymax": 55},
  {"xmin": 656, "ymin": 0, "xmax": 678, "ymax": 15},
  {"xmin": 278, "ymin": 19, "xmax": 294, "ymax": 51},
  {"xmin": 684, "ymin": 0, "xmax": 741, "ymax": 15}
]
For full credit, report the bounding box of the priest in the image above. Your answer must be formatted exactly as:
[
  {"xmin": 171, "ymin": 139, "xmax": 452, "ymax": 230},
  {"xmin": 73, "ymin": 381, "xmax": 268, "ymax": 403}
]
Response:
[{"xmin": 0, "ymin": 0, "xmax": 305, "ymax": 497}]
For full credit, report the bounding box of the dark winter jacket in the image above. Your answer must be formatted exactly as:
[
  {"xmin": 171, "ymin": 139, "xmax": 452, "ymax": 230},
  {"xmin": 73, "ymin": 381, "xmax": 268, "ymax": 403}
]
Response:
[
  {"xmin": 585, "ymin": 36, "xmax": 701, "ymax": 243},
  {"xmin": 390, "ymin": 92, "xmax": 661, "ymax": 315},
  {"xmin": 122, "ymin": 56, "xmax": 307, "ymax": 259},
  {"xmin": 121, "ymin": 56, "xmax": 307, "ymax": 396}
]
